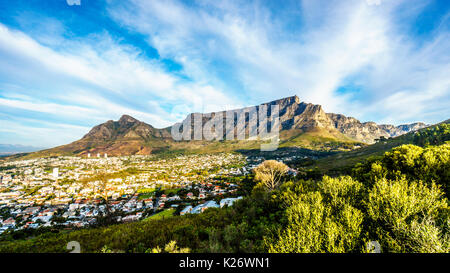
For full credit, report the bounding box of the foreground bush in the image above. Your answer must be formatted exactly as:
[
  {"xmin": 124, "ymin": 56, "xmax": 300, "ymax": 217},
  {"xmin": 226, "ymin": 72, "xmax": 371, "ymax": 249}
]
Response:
[{"xmin": 366, "ymin": 177, "xmax": 449, "ymax": 252}]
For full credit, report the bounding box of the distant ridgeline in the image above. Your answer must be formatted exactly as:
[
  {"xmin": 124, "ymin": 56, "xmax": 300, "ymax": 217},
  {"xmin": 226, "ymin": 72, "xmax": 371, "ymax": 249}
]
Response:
[
  {"xmin": 413, "ymin": 122, "xmax": 450, "ymax": 146},
  {"xmin": 292, "ymin": 119, "xmax": 450, "ymax": 176}
]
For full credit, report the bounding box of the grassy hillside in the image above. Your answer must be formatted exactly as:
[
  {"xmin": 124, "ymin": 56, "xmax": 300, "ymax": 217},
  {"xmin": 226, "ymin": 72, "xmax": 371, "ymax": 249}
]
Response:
[
  {"xmin": 1, "ymin": 141, "xmax": 448, "ymax": 253},
  {"xmin": 299, "ymin": 120, "xmax": 450, "ymax": 174},
  {"xmin": 4, "ymin": 127, "xmax": 363, "ymax": 161},
  {"xmin": 279, "ymin": 128, "xmax": 361, "ymax": 151}
]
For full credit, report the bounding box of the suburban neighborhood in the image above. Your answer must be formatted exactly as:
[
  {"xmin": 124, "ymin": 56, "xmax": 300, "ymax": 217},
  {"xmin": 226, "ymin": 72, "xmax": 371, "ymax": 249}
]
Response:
[{"xmin": 0, "ymin": 153, "xmax": 252, "ymax": 234}]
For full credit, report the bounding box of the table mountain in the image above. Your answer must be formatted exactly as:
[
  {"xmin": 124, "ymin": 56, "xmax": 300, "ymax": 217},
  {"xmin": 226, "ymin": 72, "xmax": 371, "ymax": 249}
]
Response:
[{"xmin": 27, "ymin": 96, "xmax": 428, "ymax": 156}]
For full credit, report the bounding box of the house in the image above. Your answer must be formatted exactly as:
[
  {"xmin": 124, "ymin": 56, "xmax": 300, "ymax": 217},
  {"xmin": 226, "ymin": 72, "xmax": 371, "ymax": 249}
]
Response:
[
  {"xmin": 287, "ymin": 168, "xmax": 298, "ymax": 176},
  {"xmin": 220, "ymin": 197, "xmax": 243, "ymax": 208},
  {"xmin": 32, "ymin": 215, "xmax": 52, "ymax": 223},
  {"xmin": 170, "ymin": 195, "xmax": 181, "ymax": 201},
  {"xmin": 28, "ymin": 223, "xmax": 39, "ymax": 229},
  {"xmin": 2, "ymin": 217, "xmax": 16, "ymax": 227},
  {"xmin": 192, "ymin": 200, "xmax": 219, "ymax": 214},
  {"xmin": 122, "ymin": 214, "xmax": 139, "ymax": 222},
  {"xmin": 202, "ymin": 200, "xmax": 219, "ymax": 212},
  {"xmin": 23, "ymin": 206, "xmax": 41, "ymax": 215},
  {"xmin": 143, "ymin": 198, "xmax": 153, "ymax": 207},
  {"xmin": 180, "ymin": 205, "xmax": 193, "ymax": 216}
]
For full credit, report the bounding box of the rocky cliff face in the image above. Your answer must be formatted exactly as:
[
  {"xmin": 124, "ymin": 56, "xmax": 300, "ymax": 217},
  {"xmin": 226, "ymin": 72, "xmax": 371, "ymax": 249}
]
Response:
[
  {"xmin": 327, "ymin": 113, "xmax": 428, "ymax": 143},
  {"xmin": 82, "ymin": 115, "xmax": 171, "ymax": 141},
  {"xmin": 54, "ymin": 115, "xmax": 172, "ymax": 156},
  {"xmin": 378, "ymin": 123, "xmax": 428, "ymax": 138},
  {"xmin": 177, "ymin": 96, "xmax": 339, "ymax": 139},
  {"xmin": 177, "ymin": 95, "xmax": 427, "ymax": 144},
  {"xmin": 39, "ymin": 95, "xmax": 429, "ymax": 156}
]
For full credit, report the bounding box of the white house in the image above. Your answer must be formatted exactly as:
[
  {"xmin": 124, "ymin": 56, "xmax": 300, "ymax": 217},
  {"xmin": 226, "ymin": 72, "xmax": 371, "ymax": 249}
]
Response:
[
  {"xmin": 180, "ymin": 205, "xmax": 193, "ymax": 216},
  {"xmin": 220, "ymin": 197, "xmax": 243, "ymax": 208}
]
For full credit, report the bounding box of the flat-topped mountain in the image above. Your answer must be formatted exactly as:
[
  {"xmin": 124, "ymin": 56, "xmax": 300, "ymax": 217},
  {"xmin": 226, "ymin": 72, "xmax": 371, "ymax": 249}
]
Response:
[
  {"xmin": 28, "ymin": 96, "xmax": 429, "ymax": 156},
  {"xmin": 177, "ymin": 95, "xmax": 427, "ymax": 143}
]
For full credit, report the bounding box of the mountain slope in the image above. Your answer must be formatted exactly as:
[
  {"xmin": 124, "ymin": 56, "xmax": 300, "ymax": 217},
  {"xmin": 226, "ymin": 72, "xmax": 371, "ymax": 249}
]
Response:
[
  {"xmin": 176, "ymin": 95, "xmax": 427, "ymax": 144},
  {"xmin": 34, "ymin": 115, "xmax": 173, "ymax": 157},
  {"xmin": 19, "ymin": 96, "xmax": 429, "ymax": 157},
  {"xmin": 303, "ymin": 119, "xmax": 450, "ymax": 174}
]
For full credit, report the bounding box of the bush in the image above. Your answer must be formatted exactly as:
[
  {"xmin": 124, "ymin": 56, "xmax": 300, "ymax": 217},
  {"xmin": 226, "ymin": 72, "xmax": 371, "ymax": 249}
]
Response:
[
  {"xmin": 353, "ymin": 143, "xmax": 450, "ymax": 197},
  {"xmin": 366, "ymin": 177, "xmax": 449, "ymax": 252},
  {"xmin": 267, "ymin": 189, "xmax": 364, "ymax": 253}
]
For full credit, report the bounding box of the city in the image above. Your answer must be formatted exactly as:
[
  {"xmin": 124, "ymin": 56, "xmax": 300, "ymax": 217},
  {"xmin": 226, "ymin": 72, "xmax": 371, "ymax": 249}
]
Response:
[{"xmin": 0, "ymin": 153, "xmax": 251, "ymax": 234}]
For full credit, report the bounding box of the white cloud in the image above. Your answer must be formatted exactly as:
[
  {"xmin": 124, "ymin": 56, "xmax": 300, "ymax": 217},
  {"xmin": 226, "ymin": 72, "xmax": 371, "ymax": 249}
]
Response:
[
  {"xmin": 109, "ymin": 0, "xmax": 450, "ymax": 125},
  {"xmin": 366, "ymin": 0, "xmax": 382, "ymax": 6},
  {"xmin": 0, "ymin": 22, "xmax": 241, "ymax": 146},
  {"xmin": 0, "ymin": 119, "xmax": 90, "ymax": 147},
  {"xmin": 1, "ymin": 0, "xmax": 449, "ymax": 147}
]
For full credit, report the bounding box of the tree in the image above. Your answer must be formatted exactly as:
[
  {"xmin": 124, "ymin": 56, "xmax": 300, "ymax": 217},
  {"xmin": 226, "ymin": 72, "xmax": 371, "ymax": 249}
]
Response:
[
  {"xmin": 366, "ymin": 177, "xmax": 449, "ymax": 253},
  {"xmin": 375, "ymin": 136, "xmax": 387, "ymax": 143},
  {"xmin": 266, "ymin": 190, "xmax": 364, "ymax": 253},
  {"xmin": 253, "ymin": 160, "xmax": 289, "ymax": 191},
  {"xmin": 148, "ymin": 241, "xmax": 190, "ymax": 253}
]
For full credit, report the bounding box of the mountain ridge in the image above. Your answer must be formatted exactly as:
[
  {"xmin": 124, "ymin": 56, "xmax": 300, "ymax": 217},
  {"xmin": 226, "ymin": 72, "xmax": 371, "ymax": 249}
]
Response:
[
  {"xmin": 0, "ymin": 144, "xmax": 46, "ymax": 155},
  {"xmin": 20, "ymin": 95, "xmax": 429, "ymax": 157}
]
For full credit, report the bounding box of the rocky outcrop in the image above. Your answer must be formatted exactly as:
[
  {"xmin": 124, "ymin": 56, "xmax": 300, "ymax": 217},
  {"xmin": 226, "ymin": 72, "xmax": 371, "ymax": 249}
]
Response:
[
  {"xmin": 37, "ymin": 96, "xmax": 429, "ymax": 156},
  {"xmin": 176, "ymin": 95, "xmax": 427, "ymax": 144},
  {"xmin": 82, "ymin": 114, "xmax": 171, "ymax": 141},
  {"xmin": 378, "ymin": 123, "xmax": 428, "ymax": 138},
  {"xmin": 327, "ymin": 113, "xmax": 428, "ymax": 143}
]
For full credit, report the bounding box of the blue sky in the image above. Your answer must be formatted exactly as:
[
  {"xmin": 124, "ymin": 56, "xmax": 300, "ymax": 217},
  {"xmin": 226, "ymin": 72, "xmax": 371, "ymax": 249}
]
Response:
[{"xmin": 0, "ymin": 0, "xmax": 449, "ymax": 147}]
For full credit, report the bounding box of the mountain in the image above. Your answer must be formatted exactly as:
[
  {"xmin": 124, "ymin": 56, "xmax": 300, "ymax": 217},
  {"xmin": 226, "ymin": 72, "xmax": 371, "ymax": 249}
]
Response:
[
  {"xmin": 178, "ymin": 95, "xmax": 427, "ymax": 144},
  {"xmin": 303, "ymin": 119, "xmax": 450, "ymax": 174},
  {"xmin": 22, "ymin": 96, "xmax": 429, "ymax": 157},
  {"xmin": 328, "ymin": 113, "xmax": 428, "ymax": 143},
  {"xmin": 0, "ymin": 144, "xmax": 45, "ymax": 155},
  {"xmin": 38, "ymin": 115, "xmax": 173, "ymax": 156}
]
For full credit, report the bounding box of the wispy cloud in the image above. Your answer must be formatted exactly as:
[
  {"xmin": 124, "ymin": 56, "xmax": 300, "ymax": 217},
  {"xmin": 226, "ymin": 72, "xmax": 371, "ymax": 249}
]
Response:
[
  {"xmin": 110, "ymin": 0, "xmax": 450, "ymax": 124},
  {"xmin": 0, "ymin": 19, "xmax": 240, "ymax": 145}
]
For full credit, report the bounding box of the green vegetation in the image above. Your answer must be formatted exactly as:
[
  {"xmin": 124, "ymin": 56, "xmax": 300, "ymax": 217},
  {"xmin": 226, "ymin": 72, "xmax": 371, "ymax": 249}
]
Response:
[
  {"xmin": 353, "ymin": 144, "xmax": 450, "ymax": 197},
  {"xmin": 1, "ymin": 129, "xmax": 449, "ymax": 253},
  {"xmin": 144, "ymin": 209, "xmax": 175, "ymax": 221},
  {"xmin": 254, "ymin": 160, "xmax": 289, "ymax": 191},
  {"xmin": 137, "ymin": 188, "xmax": 156, "ymax": 200},
  {"xmin": 413, "ymin": 123, "xmax": 450, "ymax": 146},
  {"xmin": 279, "ymin": 128, "xmax": 362, "ymax": 151},
  {"xmin": 148, "ymin": 240, "xmax": 190, "ymax": 253},
  {"xmin": 302, "ymin": 121, "xmax": 449, "ymax": 175},
  {"xmin": 0, "ymin": 165, "xmax": 16, "ymax": 171}
]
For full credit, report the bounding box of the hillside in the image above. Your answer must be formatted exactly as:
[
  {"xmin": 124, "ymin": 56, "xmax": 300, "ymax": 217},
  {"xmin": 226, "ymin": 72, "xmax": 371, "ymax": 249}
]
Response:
[
  {"xmin": 300, "ymin": 120, "xmax": 450, "ymax": 174},
  {"xmin": 1, "ymin": 140, "xmax": 448, "ymax": 253},
  {"xmin": 13, "ymin": 96, "xmax": 428, "ymax": 159}
]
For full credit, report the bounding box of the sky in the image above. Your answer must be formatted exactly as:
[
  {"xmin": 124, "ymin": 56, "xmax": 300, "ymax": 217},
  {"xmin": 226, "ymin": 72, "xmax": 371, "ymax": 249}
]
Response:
[{"xmin": 0, "ymin": 0, "xmax": 449, "ymax": 147}]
